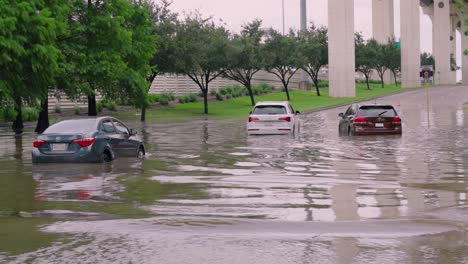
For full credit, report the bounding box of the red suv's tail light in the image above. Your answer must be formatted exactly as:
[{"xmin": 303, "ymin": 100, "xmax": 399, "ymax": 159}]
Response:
[
  {"xmin": 72, "ymin": 138, "xmax": 95, "ymax": 147},
  {"xmin": 33, "ymin": 139, "xmax": 45, "ymax": 148},
  {"xmin": 248, "ymin": 117, "xmax": 260, "ymax": 122},
  {"xmin": 353, "ymin": 116, "xmax": 366, "ymax": 124},
  {"xmin": 392, "ymin": 116, "xmax": 401, "ymax": 124},
  {"xmin": 278, "ymin": 117, "xmax": 291, "ymax": 122}
]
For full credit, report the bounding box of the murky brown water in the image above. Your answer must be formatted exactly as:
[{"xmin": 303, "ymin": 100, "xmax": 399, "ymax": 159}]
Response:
[{"xmin": 1, "ymin": 86, "xmax": 468, "ymax": 263}]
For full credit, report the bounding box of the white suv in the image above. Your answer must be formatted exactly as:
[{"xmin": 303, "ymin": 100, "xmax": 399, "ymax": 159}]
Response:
[{"xmin": 247, "ymin": 101, "xmax": 300, "ymax": 135}]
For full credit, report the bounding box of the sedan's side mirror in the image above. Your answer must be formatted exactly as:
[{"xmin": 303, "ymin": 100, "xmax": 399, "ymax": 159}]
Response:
[
  {"xmin": 129, "ymin": 129, "xmax": 137, "ymax": 136},
  {"xmin": 338, "ymin": 113, "xmax": 344, "ymax": 118},
  {"xmin": 295, "ymin": 111, "xmax": 300, "ymax": 115}
]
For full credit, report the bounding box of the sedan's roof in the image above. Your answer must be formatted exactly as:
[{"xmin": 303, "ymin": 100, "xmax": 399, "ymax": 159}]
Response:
[{"xmin": 255, "ymin": 101, "xmax": 290, "ymax": 106}]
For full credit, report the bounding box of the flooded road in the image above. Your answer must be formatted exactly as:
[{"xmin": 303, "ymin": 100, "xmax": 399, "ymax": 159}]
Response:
[{"xmin": 1, "ymin": 85, "xmax": 468, "ymax": 263}]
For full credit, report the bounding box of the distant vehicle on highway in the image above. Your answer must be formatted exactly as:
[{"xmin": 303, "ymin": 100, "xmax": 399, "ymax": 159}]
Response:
[
  {"xmin": 32, "ymin": 117, "xmax": 144, "ymax": 163},
  {"xmin": 247, "ymin": 101, "xmax": 300, "ymax": 135},
  {"xmin": 338, "ymin": 104, "xmax": 402, "ymax": 136}
]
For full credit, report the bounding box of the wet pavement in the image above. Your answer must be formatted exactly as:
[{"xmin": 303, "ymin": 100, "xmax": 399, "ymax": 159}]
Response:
[{"xmin": 0, "ymin": 85, "xmax": 467, "ymax": 263}]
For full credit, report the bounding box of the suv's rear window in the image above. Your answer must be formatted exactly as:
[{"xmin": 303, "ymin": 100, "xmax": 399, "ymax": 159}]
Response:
[
  {"xmin": 253, "ymin": 105, "xmax": 287, "ymax": 115},
  {"xmin": 357, "ymin": 106, "xmax": 397, "ymax": 117},
  {"xmin": 45, "ymin": 119, "xmax": 97, "ymax": 134}
]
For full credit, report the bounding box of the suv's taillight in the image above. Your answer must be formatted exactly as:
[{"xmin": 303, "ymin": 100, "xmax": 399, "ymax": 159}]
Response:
[
  {"xmin": 278, "ymin": 117, "xmax": 291, "ymax": 122},
  {"xmin": 392, "ymin": 116, "xmax": 401, "ymax": 124},
  {"xmin": 33, "ymin": 139, "xmax": 45, "ymax": 148},
  {"xmin": 248, "ymin": 117, "xmax": 260, "ymax": 122},
  {"xmin": 72, "ymin": 138, "xmax": 95, "ymax": 147},
  {"xmin": 353, "ymin": 116, "xmax": 366, "ymax": 124}
]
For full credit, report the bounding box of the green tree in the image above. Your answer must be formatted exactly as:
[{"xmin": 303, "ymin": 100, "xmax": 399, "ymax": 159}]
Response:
[
  {"xmin": 224, "ymin": 19, "xmax": 265, "ymax": 106},
  {"xmin": 355, "ymin": 33, "xmax": 376, "ymax": 90},
  {"xmin": 368, "ymin": 39, "xmax": 387, "ymax": 88},
  {"xmin": 143, "ymin": 0, "xmax": 178, "ymax": 120},
  {"xmin": 0, "ymin": 0, "xmax": 66, "ymax": 134},
  {"xmin": 119, "ymin": 0, "xmax": 157, "ymax": 122},
  {"xmin": 264, "ymin": 29, "xmax": 300, "ymax": 101},
  {"xmin": 61, "ymin": 0, "xmax": 137, "ymax": 116},
  {"xmin": 421, "ymin": 52, "xmax": 435, "ymax": 68},
  {"xmin": 454, "ymin": 0, "xmax": 468, "ymax": 56},
  {"xmin": 297, "ymin": 24, "xmax": 328, "ymax": 96},
  {"xmin": 173, "ymin": 14, "xmax": 229, "ymax": 114},
  {"xmin": 386, "ymin": 36, "xmax": 401, "ymax": 86}
]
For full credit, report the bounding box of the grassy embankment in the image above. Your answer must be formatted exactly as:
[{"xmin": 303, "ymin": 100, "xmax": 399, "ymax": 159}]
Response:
[{"xmin": 116, "ymin": 84, "xmax": 420, "ymax": 122}]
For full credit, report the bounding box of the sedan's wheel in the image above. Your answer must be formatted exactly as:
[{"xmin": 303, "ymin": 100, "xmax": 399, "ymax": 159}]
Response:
[
  {"xmin": 137, "ymin": 147, "xmax": 145, "ymax": 159},
  {"xmin": 101, "ymin": 151, "xmax": 112, "ymax": 163}
]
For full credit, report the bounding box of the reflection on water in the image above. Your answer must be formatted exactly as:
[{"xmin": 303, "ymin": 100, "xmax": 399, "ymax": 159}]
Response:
[{"xmin": 1, "ymin": 86, "xmax": 468, "ymax": 263}]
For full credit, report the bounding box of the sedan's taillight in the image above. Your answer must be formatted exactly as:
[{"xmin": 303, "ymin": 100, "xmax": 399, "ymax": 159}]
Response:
[
  {"xmin": 33, "ymin": 139, "xmax": 45, "ymax": 148},
  {"xmin": 72, "ymin": 138, "xmax": 95, "ymax": 147},
  {"xmin": 248, "ymin": 117, "xmax": 260, "ymax": 122},
  {"xmin": 278, "ymin": 117, "xmax": 291, "ymax": 122},
  {"xmin": 392, "ymin": 116, "xmax": 401, "ymax": 124},
  {"xmin": 353, "ymin": 116, "xmax": 366, "ymax": 124}
]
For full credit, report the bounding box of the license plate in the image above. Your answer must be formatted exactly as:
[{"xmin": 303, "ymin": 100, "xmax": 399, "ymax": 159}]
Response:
[
  {"xmin": 52, "ymin": 143, "xmax": 67, "ymax": 151},
  {"xmin": 375, "ymin": 123, "xmax": 384, "ymax": 128}
]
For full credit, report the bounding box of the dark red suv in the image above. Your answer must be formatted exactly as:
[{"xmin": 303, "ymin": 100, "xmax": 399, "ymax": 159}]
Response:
[{"xmin": 338, "ymin": 104, "xmax": 402, "ymax": 136}]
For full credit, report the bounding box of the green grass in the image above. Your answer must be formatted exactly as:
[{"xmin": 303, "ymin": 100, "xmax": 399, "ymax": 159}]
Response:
[
  {"xmin": 0, "ymin": 217, "xmax": 64, "ymax": 255},
  {"xmin": 115, "ymin": 84, "xmax": 420, "ymax": 122}
]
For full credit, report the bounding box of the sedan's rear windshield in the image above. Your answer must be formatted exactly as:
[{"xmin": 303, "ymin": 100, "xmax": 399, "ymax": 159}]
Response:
[
  {"xmin": 253, "ymin": 105, "xmax": 287, "ymax": 115},
  {"xmin": 44, "ymin": 119, "xmax": 97, "ymax": 134},
  {"xmin": 357, "ymin": 106, "xmax": 397, "ymax": 117}
]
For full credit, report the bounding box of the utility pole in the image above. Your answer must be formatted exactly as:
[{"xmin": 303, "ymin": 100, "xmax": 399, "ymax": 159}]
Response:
[
  {"xmin": 299, "ymin": 0, "xmax": 311, "ymax": 89},
  {"xmin": 282, "ymin": 0, "xmax": 285, "ymax": 34},
  {"xmin": 300, "ymin": 0, "xmax": 306, "ymax": 33}
]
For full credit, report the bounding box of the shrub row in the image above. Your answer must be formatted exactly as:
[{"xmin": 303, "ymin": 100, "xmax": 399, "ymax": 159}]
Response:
[
  {"xmin": 1, "ymin": 105, "xmax": 40, "ymax": 122},
  {"xmin": 178, "ymin": 94, "xmax": 197, "ymax": 104},
  {"xmin": 356, "ymin": 79, "xmax": 382, "ymax": 84},
  {"xmin": 212, "ymin": 83, "xmax": 275, "ymax": 101},
  {"xmin": 148, "ymin": 92, "xmax": 176, "ymax": 106}
]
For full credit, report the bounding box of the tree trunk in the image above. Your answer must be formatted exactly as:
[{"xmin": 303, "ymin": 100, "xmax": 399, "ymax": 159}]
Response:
[
  {"xmin": 88, "ymin": 94, "xmax": 97, "ymax": 116},
  {"xmin": 380, "ymin": 74, "xmax": 385, "ymax": 88},
  {"xmin": 246, "ymin": 81, "xmax": 255, "ymax": 106},
  {"xmin": 141, "ymin": 106, "xmax": 146, "ymax": 122},
  {"xmin": 281, "ymin": 79, "xmax": 290, "ymax": 101},
  {"xmin": 393, "ymin": 70, "xmax": 398, "ymax": 86},
  {"xmin": 203, "ymin": 89, "xmax": 208, "ymax": 114},
  {"xmin": 365, "ymin": 76, "xmax": 370, "ymax": 90},
  {"xmin": 35, "ymin": 97, "xmax": 49, "ymax": 133},
  {"xmin": 12, "ymin": 96, "xmax": 23, "ymax": 135},
  {"xmin": 313, "ymin": 80, "xmax": 321, "ymax": 96}
]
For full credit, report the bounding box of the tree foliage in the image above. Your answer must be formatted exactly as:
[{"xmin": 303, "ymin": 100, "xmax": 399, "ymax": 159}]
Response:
[
  {"xmin": 0, "ymin": 0, "xmax": 67, "ymax": 134},
  {"xmin": 297, "ymin": 24, "xmax": 328, "ymax": 96},
  {"xmin": 224, "ymin": 19, "xmax": 265, "ymax": 106},
  {"xmin": 421, "ymin": 52, "xmax": 435, "ymax": 68},
  {"xmin": 264, "ymin": 29, "xmax": 300, "ymax": 101},
  {"xmin": 355, "ymin": 33, "xmax": 376, "ymax": 90},
  {"xmin": 173, "ymin": 13, "xmax": 229, "ymax": 114},
  {"xmin": 385, "ymin": 36, "xmax": 401, "ymax": 86}
]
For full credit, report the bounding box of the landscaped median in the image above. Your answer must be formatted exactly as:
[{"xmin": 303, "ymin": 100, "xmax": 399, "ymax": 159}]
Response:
[{"xmin": 115, "ymin": 84, "xmax": 422, "ymax": 122}]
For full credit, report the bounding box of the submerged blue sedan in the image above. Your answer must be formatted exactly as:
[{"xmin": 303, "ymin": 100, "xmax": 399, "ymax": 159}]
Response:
[{"xmin": 32, "ymin": 117, "xmax": 145, "ymax": 163}]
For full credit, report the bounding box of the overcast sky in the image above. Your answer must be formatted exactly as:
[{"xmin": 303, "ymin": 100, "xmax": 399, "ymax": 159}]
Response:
[
  {"xmin": 167, "ymin": 0, "xmax": 461, "ymax": 79},
  {"xmin": 169, "ymin": 0, "xmax": 434, "ymax": 51}
]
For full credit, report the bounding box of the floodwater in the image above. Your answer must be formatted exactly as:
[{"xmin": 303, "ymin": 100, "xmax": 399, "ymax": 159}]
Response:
[{"xmin": 0, "ymin": 86, "xmax": 467, "ymax": 264}]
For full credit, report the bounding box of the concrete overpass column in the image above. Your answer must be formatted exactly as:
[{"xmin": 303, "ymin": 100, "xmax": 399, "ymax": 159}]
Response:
[
  {"xmin": 372, "ymin": 0, "xmax": 395, "ymax": 84},
  {"xmin": 462, "ymin": 24, "xmax": 468, "ymax": 85},
  {"xmin": 328, "ymin": 0, "xmax": 355, "ymax": 97},
  {"xmin": 450, "ymin": 16, "xmax": 460, "ymax": 84},
  {"xmin": 433, "ymin": 0, "xmax": 452, "ymax": 85},
  {"xmin": 449, "ymin": 16, "xmax": 458, "ymax": 83},
  {"xmin": 400, "ymin": 0, "xmax": 421, "ymax": 88}
]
